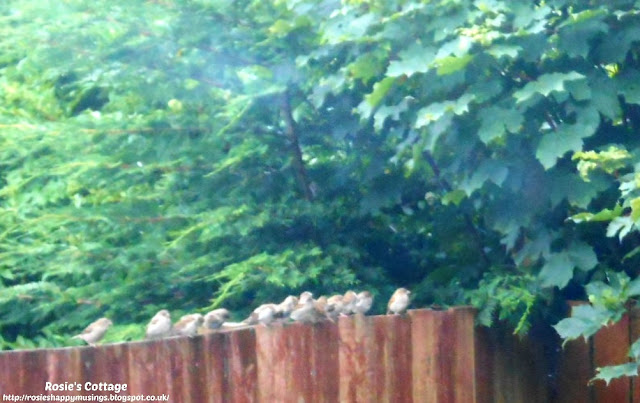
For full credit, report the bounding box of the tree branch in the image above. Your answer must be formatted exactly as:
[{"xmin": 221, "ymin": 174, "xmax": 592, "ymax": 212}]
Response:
[
  {"xmin": 424, "ymin": 150, "xmax": 492, "ymax": 268},
  {"xmin": 280, "ymin": 89, "xmax": 313, "ymax": 201}
]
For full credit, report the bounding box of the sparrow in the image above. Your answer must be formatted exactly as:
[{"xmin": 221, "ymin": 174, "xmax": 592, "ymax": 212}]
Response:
[
  {"xmin": 290, "ymin": 296, "xmax": 324, "ymax": 324},
  {"xmin": 72, "ymin": 318, "xmax": 113, "ymax": 346},
  {"xmin": 173, "ymin": 313, "xmax": 204, "ymax": 337},
  {"xmin": 276, "ymin": 295, "xmax": 298, "ymax": 319},
  {"xmin": 145, "ymin": 309, "xmax": 172, "ymax": 339},
  {"xmin": 325, "ymin": 295, "xmax": 345, "ymax": 321},
  {"xmin": 387, "ymin": 288, "xmax": 411, "ymax": 315},
  {"xmin": 342, "ymin": 290, "xmax": 358, "ymax": 316},
  {"xmin": 299, "ymin": 291, "xmax": 314, "ymax": 304},
  {"xmin": 244, "ymin": 304, "xmax": 278, "ymax": 326},
  {"xmin": 203, "ymin": 308, "xmax": 231, "ymax": 330},
  {"xmin": 354, "ymin": 291, "xmax": 373, "ymax": 315}
]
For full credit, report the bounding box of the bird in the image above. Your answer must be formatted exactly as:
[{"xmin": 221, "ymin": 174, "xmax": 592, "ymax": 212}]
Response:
[
  {"xmin": 276, "ymin": 295, "xmax": 298, "ymax": 319},
  {"xmin": 145, "ymin": 309, "xmax": 172, "ymax": 339},
  {"xmin": 342, "ymin": 290, "xmax": 358, "ymax": 315},
  {"xmin": 173, "ymin": 313, "xmax": 204, "ymax": 337},
  {"xmin": 387, "ymin": 288, "xmax": 411, "ymax": 315},
  {"xmin": 244, "ymin": 304, "xmax": 278, "ymax": 326},
  {"xmin": 203, "ymin": 308, "xmax": 231, "ymax": 330},
  {"xmin": 72, "ymin": 318, "xmax": 113, "ymax": 346},
  {"xmin": 290, "ymin": 295, "xmax": 324, "ymax": 324},
  {"xmin": 299, "ymin": 291, "xmax": 313, "ymax": 304},
  {"xmin": 325, "ymin": 295, "xmax": 345, "ymax": 321},
  {"xmin": 354, "ymin": 291, "xmax": 373, "ymax": 315}
]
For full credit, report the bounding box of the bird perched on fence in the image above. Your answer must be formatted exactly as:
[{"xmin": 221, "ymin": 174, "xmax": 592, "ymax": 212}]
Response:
[
  {"xmin": 72, "ymin": 317, "xmax": 113, "ymax": 346},
  {"xmin": 145, "ymin": 309, "xmax": 172, "ymax": 339},
  {"xmin": 387, "ymin": 288, "xmax": 411, "ymax": 315},
  {"xmin": 203, "ymin": 308, "xmax": 231, "ymax": 330},
  {"xmin": 325, "ymin": 294, "xmax": 345, "ymax": 321},
  {"xmin": 299, "ymin": 291, "xmax": 313, "ymax": 304},
  {"xmin": 244, "ymin": 304, "xmax": 278, "ymax": 326},
  {"xmin": 354, "ymin": 291, "xmax": 373, "ymax": 315},
  {"xmin": 342, "ymin": 290, "xmax": 358, "ymax": 315},
  {"xmin": 290, "ymin": 295, "xmax": 324, "ymax": 324},
  {"xmin": 173, "ymin": 313, "xmax": 204, "ymax": 337},
  {"xmin": 276, "ymin": 295, "xmax": 298, "ymax": 320}
]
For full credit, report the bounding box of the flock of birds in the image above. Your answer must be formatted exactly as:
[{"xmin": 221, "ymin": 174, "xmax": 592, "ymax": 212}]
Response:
[{"xmin": 71, "ymin": 287, "xmax": 412, "ymax": 346}]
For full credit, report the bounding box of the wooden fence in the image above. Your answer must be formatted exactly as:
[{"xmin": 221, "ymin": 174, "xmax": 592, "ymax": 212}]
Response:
[{"xmin": 0, "ymin": 307, "xmax": 636, "ymax": 402}]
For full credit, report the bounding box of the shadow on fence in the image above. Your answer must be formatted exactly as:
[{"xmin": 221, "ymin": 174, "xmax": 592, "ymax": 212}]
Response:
[{"xmin": 0, "ymin": 307, "xmax": 635, "ymax": 402}]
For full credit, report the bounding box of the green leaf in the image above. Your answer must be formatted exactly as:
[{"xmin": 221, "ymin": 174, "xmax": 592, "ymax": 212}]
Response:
[
  {"xmin": 606, "ymin": 216, "xmax": 634, "ymax": 241},
  {"xmin": 460, "ymin": 160, "xmax": 509, "ymax": 195},
  {"xmin": 617, "ymin": 70, "xmax": 640, "ymax": 105},
  {"xmin": 435, "ymin": 54, "xmax": 474, "ymax": 76},
  {"xmin": 348, "ymin": 50, "xmax": 387, "ymax": 84},
  {"xmin": 631, "ymin": 198, "xmax": 640, "ymax": 223},
  {"xmin": 356, "ymin": 77, "xmax": 396, "ymax": 118},
  {"xmin": 442, "ymin": 189, "xmax": 466, "ymax": 206},
  {"xmin": 386, "ymin": 43, "xmax": 436, "ymax": 77},
  {"xmin": 554, "ymin": 304, "xmax": 613, "ymax": 342},
  {"xmin": 567, "ymin": 241, "xmax": 598, "ymax": 272},
  {"xmin": 536, "ymin": 106, "xmax": 600, "ymax": 169},
  {"xmin": 539, "ymin": 252, "xmax": 574, "ymax": 288},
  {"xmin": 477, "ymin": 107, "xmax": 523, "ymax": 144},
  {"xmin": 569, "ymin": 205, "xmax": 623, "ymax": 223},
  {"xmin": 514, "ymin": 72, "xmax": 586, "ymax": 104},
  {"xmin": 629, "ymin": 338, "xmax": 640, "ymax": 360},
  {"xmin": 593, "ymin": 363, "xmax": 639, "ymax": 385},
  {"xmin": 627, "ymin": 277, "xmax": 640, "ymax": 298},
  {"xmin": 590, "ymin": 74, "xmax": 621, "ymax": 120}
]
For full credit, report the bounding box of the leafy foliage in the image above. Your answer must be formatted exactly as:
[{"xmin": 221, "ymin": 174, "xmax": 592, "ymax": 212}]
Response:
[{"xmin": 2, "ymin": 0, "xmax": 640, "ymax": 383}]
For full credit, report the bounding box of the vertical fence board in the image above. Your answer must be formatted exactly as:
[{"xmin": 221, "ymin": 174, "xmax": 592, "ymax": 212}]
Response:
[
  {"xmin": 200, "ymin": 332, "xmax": 226, "ymax": 403},
  {"xmin": 410, "ymin": 309, "xmax": 436, "ymax": 402},
  {"xmin": 555, "ymin": 337, "xmax": 593, "ymax": 403},
  {"xmin": 338, "ymin": 312, "xmax": 376, "ymax": 402},
  {"xmin": 311, "ymin": 320, "xmax": 340, "ymax": 403},
  {"xmin": 631, "ymin": 309, "xmax": 640, "ymax": 403},
  {"xmin": 167, "ymin": 337, "xmax": 200, "ymax": 403},
  {"xmin": 0, "ymin": 351, "xmax": 18, "ymax": 394},
  {"xmin": 287, "ymin": 323, "xmax": 314, "ymax": 401},
  {"xmin": 452, "ymin": 307, "xmax": 479, "ymax": 403},
  {"xmin": 127, "ymin": 340, "xmax": 163, "ymax": 396},
  {"xmin": 372, "ymin": 314, "xmax": 413, "ymax": 403},
  {"xmin": 46, "ymin": 348, "xmax": 82, "ymax": 398},
  {"xmin": 473, "ymin": 325, "xmax": 493, "ymax": 403},
  {"xmin": 104, "ymin": 343, "xmax": 130, "ymax": 397},
  {"xmin": 255, "ymin": 323, "xmax": 287, "ymax": 402},
  {"xmin": 81, "ymin": 346, "xmax": 110, "ymax": 399},
  {"xmin": 225, "ymin": 327, "xmax": 257, "ymax": 403},
  {"xmin": 593, "ymin": 312, "xmax": 630, "ymax": 403},
  {"xmin": 21, "ymin": 349, "xmax": 48, "ymax": 395}
]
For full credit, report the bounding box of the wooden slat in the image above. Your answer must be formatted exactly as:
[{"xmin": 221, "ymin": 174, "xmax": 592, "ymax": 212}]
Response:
[
  {"xmin": 224, "ymin": 327, "xmax": 257, "ymax": 403},
  {"xmin": 311, "ymin": 320, "xmax": 340, "ymax": 403},
  {"xmin": 373, "ymin": 314, "xmax": 412, "ymax": 402},
  {"xmin": 46, "ymin": 348, "xmax": 83, "ymax": 398},
  {"xmin": 631, "ymin": 308, "xmax": 640, "ymax": 403},
  {"xmin": 410, "ymin": 309, "xmax": 445, "ymax": 402},
  {"xmin": 593, "ymin": 312, "xmax": 631, "ymax": 403},
  {"xmin": 473, "ymin": 324, "xmax": 493, "ymax": 403},
  {"xmin": 555, "ymin": 337, "xmax": 594, "ymax": 403},
  {"xmin": 338, "ymin": 311, "xmax": 377, "ymax": 401},
  {"xmin": 21, "ymin": 349, "xmax": 48, "ymax": 395},
  {"xmin": 452, "ymin": 307, "xmax": 480, "ymax": 403},
  {"xmin": 200, "ymin": 332, "xmax": 227, "ymax": 403}
]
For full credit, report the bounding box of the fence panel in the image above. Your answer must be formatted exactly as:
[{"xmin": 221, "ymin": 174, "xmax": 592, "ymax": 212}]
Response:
[{"xmin": 1, "ymin": 306, "xmax": 636, "ymax": 402}]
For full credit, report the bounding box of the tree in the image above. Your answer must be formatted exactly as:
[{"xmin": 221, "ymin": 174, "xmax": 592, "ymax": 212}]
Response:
[{"xmin": 2, "ymin": 0, "xmax": 640, "ymax": 383}]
